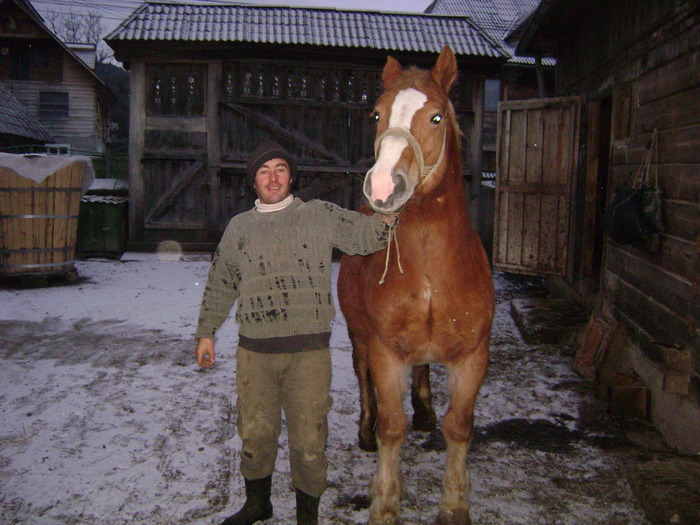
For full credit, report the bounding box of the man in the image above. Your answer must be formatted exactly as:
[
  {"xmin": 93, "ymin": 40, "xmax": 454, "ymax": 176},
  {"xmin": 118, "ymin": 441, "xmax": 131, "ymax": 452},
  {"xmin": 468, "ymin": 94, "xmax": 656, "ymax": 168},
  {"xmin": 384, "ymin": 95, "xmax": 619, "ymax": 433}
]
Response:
[{"xmin": 195, "ymin": 141, "xmax": 393, "ymax": 525}]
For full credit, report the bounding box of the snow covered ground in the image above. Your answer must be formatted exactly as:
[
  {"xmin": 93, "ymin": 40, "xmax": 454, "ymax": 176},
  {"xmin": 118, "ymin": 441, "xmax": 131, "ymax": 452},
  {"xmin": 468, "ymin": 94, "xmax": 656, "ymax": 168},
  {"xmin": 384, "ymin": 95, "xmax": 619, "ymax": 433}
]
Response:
[{"xmin": 0, "ymin": 254, "xmax": 652, "ymax": 524}]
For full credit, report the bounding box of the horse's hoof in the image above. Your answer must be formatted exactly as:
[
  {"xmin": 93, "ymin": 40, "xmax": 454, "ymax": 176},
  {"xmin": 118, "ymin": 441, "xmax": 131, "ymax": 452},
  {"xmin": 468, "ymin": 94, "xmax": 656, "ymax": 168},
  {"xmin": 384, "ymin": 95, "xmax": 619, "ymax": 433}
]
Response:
[
  {"xmin": 368, "ymin": 513, "xmax": 400, "ymax": 525},
  {"xmin": 437, "ymin": 508, "xmax": 471, "ymax": 525}
]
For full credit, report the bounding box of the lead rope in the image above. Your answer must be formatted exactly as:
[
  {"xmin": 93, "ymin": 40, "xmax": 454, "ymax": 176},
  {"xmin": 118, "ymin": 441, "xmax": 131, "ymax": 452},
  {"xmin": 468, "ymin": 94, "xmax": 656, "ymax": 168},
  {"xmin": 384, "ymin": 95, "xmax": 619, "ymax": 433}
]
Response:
[{"xmin": 379, "ymin": 215, "xmax": 403, "ymax": 285}]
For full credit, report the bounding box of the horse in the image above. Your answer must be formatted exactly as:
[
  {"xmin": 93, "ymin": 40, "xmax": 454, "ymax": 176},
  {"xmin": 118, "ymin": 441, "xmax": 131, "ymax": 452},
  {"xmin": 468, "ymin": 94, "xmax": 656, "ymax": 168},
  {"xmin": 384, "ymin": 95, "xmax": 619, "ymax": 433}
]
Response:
[{"xmin": 337, "ymin": 46, "xmax": 495, "ymax": 525}]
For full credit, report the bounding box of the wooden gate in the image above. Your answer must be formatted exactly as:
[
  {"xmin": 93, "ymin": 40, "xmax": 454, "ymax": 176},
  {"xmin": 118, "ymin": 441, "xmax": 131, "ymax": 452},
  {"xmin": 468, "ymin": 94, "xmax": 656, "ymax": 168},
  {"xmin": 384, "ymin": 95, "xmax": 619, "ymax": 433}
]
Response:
[
  {"xmin": 216, "ymin": 59, "xmax": 382, "ymax": 230},
  {"xmin": 493, "ymin": 96, "xmax": 580, "ymax": 277},
  {"xmin": 134, "ymin": 63, "xmax": 211, "ymax": 245},
  {"xmin": 131, "ymin": 59, "xmax": 478, "ymax": 248}
]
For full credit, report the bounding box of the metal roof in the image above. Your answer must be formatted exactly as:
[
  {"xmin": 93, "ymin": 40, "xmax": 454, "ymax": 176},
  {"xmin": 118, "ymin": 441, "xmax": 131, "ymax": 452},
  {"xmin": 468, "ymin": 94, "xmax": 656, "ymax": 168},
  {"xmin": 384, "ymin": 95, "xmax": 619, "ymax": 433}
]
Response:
[
  {"xmin": 425, "ymin": 0, "xmax": 540, "ymax": 39},
  {"xmin": 424, "ymin": 0, "xmax": 554, "ymax": 65},
  {"xmin": 105, "ymin": 2, "xmax": 508, "ymax": 59},
  {"xmin": 67, "ymin": 43, "xmax": 97, "ymax": 69},
  {"xmin": 0, "ymin": 83, "xmax": 54, "ymax": 143}
]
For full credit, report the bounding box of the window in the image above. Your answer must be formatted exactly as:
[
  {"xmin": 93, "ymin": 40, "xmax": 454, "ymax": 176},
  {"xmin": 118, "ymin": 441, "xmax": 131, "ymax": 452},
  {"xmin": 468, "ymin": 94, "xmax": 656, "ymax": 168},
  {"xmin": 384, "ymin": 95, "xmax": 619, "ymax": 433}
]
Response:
[
  {"xmin": 39, "ymin": 91, "xmax": 69, "ymax": 118},
  {"xmin": 10, "ymin": 46, "xmax": 30, "ymax": 80},
  {"xmin": 484, "ymin": 79, "xmax": 501, "ymax": 112},
  {"xmin": 146, "ymin": 64, "xmax": 206, "ymax": 116}
]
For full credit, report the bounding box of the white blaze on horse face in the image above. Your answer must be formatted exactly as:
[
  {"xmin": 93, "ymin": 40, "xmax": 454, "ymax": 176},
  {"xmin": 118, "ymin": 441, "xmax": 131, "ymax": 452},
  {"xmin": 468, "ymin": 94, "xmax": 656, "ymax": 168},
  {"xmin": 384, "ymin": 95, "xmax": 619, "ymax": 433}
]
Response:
[{"xmin": 370, "ymin": 88, "xmax": 428, "ymax": 203}]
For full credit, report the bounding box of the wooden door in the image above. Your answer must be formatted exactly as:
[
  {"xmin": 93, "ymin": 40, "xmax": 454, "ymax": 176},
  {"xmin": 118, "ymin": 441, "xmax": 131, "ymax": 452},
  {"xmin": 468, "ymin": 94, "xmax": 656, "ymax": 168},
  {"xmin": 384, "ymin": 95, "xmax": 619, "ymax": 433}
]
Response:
[
  {"xmin": 135, "ymin": 63, "xmax": 211, "ymax": 243},
  {"xmin": 493, "ymin": 96, "xmax": 580, "ymax": 277}
]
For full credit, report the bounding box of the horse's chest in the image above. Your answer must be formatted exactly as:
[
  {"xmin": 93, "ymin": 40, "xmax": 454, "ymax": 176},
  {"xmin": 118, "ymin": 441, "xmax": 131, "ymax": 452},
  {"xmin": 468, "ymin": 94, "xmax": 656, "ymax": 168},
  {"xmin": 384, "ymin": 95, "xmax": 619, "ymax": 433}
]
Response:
[{"xmin": 383, "ymin": 269, "xmax": 472, "ymax": 328}]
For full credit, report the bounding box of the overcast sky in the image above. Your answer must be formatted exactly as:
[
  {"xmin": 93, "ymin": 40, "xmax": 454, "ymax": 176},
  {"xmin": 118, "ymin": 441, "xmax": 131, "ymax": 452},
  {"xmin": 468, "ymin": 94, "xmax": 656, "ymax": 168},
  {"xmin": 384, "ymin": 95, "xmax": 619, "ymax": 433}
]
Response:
[{"xmin": 31, "ymin": 0, "xmax": 434, "ymax": 35}]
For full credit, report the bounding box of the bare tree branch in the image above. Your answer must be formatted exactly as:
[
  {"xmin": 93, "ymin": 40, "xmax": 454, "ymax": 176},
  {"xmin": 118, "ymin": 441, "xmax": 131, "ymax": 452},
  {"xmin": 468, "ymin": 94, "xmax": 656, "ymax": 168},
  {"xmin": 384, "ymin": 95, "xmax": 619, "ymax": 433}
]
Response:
[{"xmin": 43, "ymin": 8, "xmax": 105, "ymax": 46}]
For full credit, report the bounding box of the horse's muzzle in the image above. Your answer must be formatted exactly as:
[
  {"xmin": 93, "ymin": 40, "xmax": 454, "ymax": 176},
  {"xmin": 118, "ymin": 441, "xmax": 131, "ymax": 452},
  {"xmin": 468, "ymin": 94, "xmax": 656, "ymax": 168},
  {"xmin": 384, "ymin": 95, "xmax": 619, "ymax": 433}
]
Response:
[{"xmin": 363, "ymin": 168, "xmax": 415, "ymax": 213}]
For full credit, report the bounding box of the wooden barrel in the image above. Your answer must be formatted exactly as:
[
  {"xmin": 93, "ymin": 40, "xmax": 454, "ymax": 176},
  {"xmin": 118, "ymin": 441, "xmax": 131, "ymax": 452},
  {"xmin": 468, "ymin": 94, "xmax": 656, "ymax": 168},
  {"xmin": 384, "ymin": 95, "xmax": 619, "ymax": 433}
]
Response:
[{"xmin": 0, "ymin": 160, "xmax": 86, "ymax": 276}]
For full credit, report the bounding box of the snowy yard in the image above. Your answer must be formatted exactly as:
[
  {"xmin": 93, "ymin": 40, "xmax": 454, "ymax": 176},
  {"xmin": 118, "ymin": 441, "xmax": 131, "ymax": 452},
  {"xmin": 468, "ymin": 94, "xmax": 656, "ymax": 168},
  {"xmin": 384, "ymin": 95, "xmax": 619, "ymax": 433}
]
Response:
[{"xmin": 0, "ymin": 254, "xmax": 652, "ymax": 524}]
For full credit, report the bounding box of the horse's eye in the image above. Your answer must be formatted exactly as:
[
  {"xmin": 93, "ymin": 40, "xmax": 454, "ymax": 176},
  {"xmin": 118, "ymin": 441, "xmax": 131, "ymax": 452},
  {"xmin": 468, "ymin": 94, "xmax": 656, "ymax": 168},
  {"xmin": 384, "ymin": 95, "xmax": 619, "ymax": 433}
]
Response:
[
  {"xmin": 371, "ymin": 111, "xmax": 380, "ymax": 122},
  {"xmin": 431, "ymin": 114, "xmax": 443, "ymax": 124}
]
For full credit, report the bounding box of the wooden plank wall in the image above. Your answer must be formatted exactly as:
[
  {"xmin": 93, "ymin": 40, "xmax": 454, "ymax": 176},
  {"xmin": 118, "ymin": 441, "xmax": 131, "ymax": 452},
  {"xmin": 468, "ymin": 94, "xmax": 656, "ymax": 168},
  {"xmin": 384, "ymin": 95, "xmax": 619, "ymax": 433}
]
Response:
[
  {"xmin": 555, "ymin": 1, "xmax": 700, "ymax": 405},
  {"xmin": 6, "ymin": 54, "xmax": 103, "ymax": 151},
  {"xmin": 604, "ymin": 29, "xmax": 699, "ymax": 371},
  {"xmin": 543, "ymin": 0, "xmax": 699, "ymax": 452},
  {"xmin": 127, "ymin": 56, "xmax": 482, "ymax": 248}
]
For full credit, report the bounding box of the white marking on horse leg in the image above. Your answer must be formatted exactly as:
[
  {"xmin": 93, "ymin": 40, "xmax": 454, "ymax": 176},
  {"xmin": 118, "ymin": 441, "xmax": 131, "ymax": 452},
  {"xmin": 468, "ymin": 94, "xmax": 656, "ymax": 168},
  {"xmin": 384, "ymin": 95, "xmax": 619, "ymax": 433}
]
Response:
[
  {"xmin": 369, "ymin": 88, "xmax": 427, "ymax": 203},
  {"xmin": 369, "ymin": 440, "xmax": 402, "ymax": 524},
  {"xmin": 438, "ymin": 355, "xmax": 487, "ymax": 523},
  {"xmin": 440, "ymin": 439, "xmax": 470, "ymax": 521},
  {"xmin": 368, "ymin": 361, "xmax": 409, "ymax": 524}
]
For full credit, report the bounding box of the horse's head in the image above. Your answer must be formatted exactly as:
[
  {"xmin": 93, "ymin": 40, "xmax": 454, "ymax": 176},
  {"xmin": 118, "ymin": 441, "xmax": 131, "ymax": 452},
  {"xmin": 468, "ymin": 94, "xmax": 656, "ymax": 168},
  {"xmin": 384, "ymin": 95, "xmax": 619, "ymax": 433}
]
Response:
[{"xmin": 363, "ymin": 46, "xmax": 459, "ymax": 214}]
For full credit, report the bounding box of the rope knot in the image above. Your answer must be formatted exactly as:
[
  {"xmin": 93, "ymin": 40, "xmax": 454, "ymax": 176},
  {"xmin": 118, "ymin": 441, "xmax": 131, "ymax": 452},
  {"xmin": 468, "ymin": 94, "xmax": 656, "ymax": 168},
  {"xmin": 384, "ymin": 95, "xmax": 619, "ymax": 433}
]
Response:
[{"xmin": 379, "ymin": 215, "xmax": 403, "ymax": 285}]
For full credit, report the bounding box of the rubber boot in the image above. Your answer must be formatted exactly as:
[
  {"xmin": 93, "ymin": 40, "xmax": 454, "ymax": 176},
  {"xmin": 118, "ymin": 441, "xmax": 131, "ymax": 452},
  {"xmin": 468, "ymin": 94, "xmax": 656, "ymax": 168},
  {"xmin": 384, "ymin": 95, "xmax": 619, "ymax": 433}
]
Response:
[
  {"xmin": 295, "ymin": 488, "xmax": 320, "ymax": 525},
  {"xmin": 221, "ymin": 475, "xmax": 273, "ymax": 525}
]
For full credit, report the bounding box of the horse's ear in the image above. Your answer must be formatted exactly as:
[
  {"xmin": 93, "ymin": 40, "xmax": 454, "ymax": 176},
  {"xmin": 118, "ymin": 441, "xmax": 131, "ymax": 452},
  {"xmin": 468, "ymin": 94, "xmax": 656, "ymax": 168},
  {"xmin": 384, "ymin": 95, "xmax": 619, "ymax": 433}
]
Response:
[
  {"xmin": 431, "ymin": 45, "xmax": 457, "ymax": 93},
  {"xmin": 382, "ymin": 56, "xmax": 403, "ymax": 89}
]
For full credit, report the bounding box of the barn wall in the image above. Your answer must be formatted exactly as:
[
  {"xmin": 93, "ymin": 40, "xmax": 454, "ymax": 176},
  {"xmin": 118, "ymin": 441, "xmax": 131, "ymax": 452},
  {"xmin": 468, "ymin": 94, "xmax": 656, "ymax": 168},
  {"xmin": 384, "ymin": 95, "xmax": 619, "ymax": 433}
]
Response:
[
  {"xmin": 553, "ymin": 0, "xmax": 699, "ymax": 452},
  {"xmin": 124, "ymin": 48, "xmax": 486, "ymax": 251}
]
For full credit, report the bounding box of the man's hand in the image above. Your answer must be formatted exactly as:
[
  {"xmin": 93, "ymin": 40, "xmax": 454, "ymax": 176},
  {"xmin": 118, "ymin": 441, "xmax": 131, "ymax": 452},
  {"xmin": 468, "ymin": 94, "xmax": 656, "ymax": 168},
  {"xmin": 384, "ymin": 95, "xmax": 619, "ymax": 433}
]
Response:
[{"xmin": 195, "ymin": 337, "xmax": 216, "ymax": 368}]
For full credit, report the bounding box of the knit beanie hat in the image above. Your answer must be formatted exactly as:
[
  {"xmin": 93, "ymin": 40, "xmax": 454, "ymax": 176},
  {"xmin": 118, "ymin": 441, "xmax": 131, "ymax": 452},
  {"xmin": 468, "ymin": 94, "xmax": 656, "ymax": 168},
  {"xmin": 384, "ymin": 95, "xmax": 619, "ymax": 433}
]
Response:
[{"xmin": 246, "ymin": 141, "xmax": 297, "ymax": 188}]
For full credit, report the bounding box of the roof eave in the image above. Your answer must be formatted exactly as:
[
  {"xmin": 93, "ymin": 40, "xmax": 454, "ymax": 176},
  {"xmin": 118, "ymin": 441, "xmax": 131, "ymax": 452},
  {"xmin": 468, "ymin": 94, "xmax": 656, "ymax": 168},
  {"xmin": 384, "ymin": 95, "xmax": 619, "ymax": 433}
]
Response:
[{"xmin": 513, "ymin": 0, "xmax": 559, "ymax": 58}]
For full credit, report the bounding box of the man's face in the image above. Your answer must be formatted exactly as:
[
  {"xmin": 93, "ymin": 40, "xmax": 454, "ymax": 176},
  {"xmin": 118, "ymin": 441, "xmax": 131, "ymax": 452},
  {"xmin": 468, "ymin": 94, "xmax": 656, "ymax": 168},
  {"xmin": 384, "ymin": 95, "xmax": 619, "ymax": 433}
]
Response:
[{"xmin": 254, "ymin": 158, "xmax": 292, "ymax": 204}]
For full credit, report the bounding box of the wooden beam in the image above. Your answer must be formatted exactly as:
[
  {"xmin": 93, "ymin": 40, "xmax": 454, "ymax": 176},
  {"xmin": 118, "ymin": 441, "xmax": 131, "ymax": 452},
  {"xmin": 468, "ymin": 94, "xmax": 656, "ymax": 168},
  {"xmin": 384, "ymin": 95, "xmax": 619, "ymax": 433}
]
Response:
[
  {"xmin": 207, "ymin": 61, "xmax": 222, "ymax": 235},
  {"xmin": 129, "ymin": 61, "xmax": 146, "ymax": 242},
  {"xmin": 144, "ymin": 160, "xmax": 206, "ymax": 224},
  {"xmin": 145, "ymin": 116, "xmax": 207, "ymax": 133},
  {"xmin": 221, "ymin": 102, "xmax": 346, "ymax": 163}
]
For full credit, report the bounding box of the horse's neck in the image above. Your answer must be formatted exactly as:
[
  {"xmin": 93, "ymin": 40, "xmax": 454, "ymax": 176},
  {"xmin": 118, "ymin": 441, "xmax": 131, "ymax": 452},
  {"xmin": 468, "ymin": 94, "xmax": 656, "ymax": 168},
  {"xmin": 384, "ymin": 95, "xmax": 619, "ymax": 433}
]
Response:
[{"xmin": 407, "ymin": 160, "xmax": 469, "ymax": 222}]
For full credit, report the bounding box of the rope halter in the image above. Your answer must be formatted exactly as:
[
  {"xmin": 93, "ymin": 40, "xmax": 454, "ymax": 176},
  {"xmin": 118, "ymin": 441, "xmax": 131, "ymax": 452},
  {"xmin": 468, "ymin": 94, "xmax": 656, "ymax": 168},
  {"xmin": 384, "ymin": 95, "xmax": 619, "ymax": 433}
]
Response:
[
  {"xmin": 371, "ymin": 126, "xmax": 447, "ymax": 284},
  {"xmin": 373, "ymin": 126, "xmax": 447, "ymax": 187}
]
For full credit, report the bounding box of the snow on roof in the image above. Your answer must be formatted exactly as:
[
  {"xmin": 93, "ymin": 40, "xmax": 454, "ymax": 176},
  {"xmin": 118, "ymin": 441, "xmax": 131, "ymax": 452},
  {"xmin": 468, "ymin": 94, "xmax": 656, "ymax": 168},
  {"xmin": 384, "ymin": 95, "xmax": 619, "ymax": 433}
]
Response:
[{"xmin": 0, "ymin": 85, "xmax": 53, "ymax": 143}]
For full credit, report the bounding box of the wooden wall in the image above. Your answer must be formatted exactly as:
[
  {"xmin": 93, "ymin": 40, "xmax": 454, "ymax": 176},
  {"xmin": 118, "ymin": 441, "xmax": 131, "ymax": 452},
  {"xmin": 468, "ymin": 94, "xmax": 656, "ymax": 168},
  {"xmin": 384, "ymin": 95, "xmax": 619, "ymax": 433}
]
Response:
[
  {"xmin": 552, "ymin": 0, "xmax": 699, "ymax": 452},
  {"xmin": 0, "ymin": 0, "xmax": 108, "ymax": 153},
  {"xmin": 125, "ymin": 51, "xmax": 485, "ymax": 250}
]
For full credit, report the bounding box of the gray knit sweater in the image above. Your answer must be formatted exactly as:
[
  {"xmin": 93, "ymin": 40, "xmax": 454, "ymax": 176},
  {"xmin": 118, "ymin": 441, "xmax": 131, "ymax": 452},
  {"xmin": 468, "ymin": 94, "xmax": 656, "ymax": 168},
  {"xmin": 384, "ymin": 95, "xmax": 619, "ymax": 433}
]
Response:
[{"xmin": 195, "ymin": 198, "xmax": 389, "ymax": 343}]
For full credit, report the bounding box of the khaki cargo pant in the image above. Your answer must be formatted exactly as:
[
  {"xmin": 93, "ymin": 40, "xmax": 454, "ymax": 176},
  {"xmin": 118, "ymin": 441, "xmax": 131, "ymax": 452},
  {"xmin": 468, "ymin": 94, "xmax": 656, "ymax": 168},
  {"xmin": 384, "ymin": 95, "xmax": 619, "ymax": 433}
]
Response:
[{"xmin": 235, "ymin": 346, "xmax": 332, "ymax": 498}]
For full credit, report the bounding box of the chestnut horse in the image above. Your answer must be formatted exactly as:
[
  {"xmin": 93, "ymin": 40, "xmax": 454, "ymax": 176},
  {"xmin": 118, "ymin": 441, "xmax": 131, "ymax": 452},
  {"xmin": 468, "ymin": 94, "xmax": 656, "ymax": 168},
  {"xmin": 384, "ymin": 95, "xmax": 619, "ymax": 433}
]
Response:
[{"xmin": 337, "ymin": 46, "xmax": 494, "ymax": 525}]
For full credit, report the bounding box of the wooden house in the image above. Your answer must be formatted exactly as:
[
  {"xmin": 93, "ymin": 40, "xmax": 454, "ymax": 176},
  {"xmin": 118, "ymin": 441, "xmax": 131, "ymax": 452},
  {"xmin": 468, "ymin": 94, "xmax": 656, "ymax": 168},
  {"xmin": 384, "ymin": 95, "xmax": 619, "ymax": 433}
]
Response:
[
  {"xmin": 0, "ymin": 0, "xmax": 113, "ymax": 153},
  {"xmin": 503, "ymin": 0, "xmax": 699, "ymax": 453},
  {"xmin": 104, "ymin": 2, "xmax": 510, "ymax": 251}
]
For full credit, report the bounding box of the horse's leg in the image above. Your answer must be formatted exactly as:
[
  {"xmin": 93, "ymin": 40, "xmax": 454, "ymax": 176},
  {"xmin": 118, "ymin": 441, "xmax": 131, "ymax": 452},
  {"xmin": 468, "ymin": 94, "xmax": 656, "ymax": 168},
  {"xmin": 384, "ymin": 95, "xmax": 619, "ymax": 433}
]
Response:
[
  {"xmin": 410, "ymin": 364, "xmax": 437, "ymax": 432},
  {"xmin": 438, "ymin": 344, "xmax": 489, "ymax": 525},
  {"xmin": 350, "ymin": 332, "xmax": 378, "ymax": 452},
  {"xmin": 368, "ymin": 349, "xmax": 408, "ymax": 525}
]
